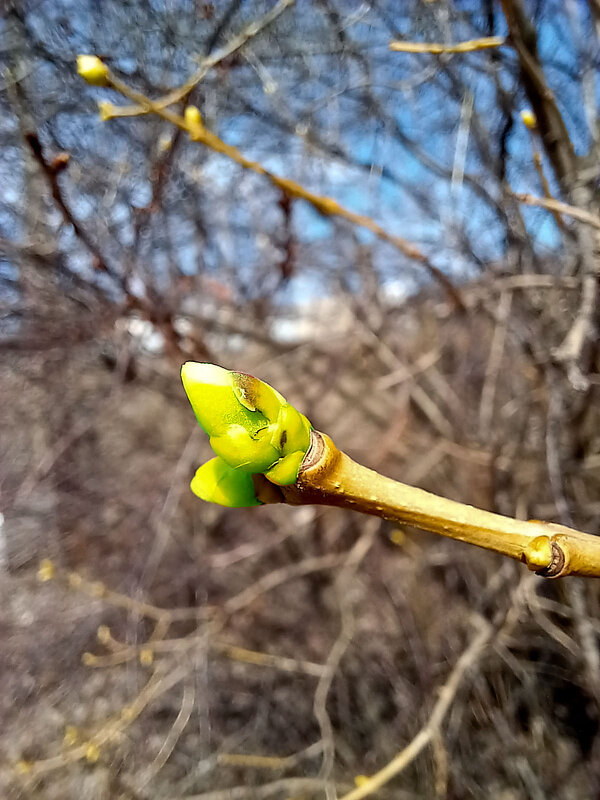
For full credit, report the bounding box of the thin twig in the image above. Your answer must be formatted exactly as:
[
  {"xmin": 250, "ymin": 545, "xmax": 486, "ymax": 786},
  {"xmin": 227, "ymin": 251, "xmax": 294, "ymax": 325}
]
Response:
[
  {"xmin": 511, "ymin": 191, "xmax": 600, "ymax": 230},
  {"xmin": 20, "ymin": 662, "xmax": 193, "ymax": 778},
  {"xmin": 167, "ymin": 777, "xmax": 336, "ymax": 800},
  {"xmin": 24, "ymin": 132, "xmax": 119, "ymax": 281},
  {"xmin": 501, "ymin": 0, "xmax": 577, "ymax": 187},
  {"xmin": 100, "ymin": 71, "xmax": 464, "ymax": 309},
  {"xmin": 553, "ymin": 267, "xmax": 600, "ymax": 390},
  {"xmin": 106, "ymin": 0, "xmax": 295, "ymax": 119},
  {"xmin": 531, "ymin": 151, "xmax": 568, "ymax": 231},
  {"xmin": 213, "ymin": 641, "xmax": 326, "ymax": 677},
  {"xmin": 337, "ymin": 619, "xmax": 493, "ymax": 800},
  {"xmin": 223, "ymin": 552, "xmax": 349, "ymax": 615},
  {"xmin": 389, "ymin": 37, "xmax": 505, "ymax": 54},
  {"xmin": 479, "ymin": 290, "xmax": 512, "ymax": 438},
  {"xmin": 314, "ymin": 523, "xmax": 378, "ymax": 799},
  {"xmin": 136, "ymin": 682, "xmax": 196, "ymax": 790},
  {"xmin": 217, "ymin": 741, "xmax": 323, "ymax": 771}
]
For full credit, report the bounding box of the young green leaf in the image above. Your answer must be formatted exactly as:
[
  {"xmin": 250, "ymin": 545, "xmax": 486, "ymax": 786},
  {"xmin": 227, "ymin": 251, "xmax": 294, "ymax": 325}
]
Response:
[{"xmin": 190, "ymin": 457, "xmax": 261, "ymax": 507}]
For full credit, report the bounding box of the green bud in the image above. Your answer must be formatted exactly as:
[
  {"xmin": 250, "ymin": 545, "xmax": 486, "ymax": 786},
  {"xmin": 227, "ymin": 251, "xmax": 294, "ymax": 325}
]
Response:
[
  {"xmin": 190, "ymin": 457, "xmax": 261, "ymax": 507},
  {"xmin": 209, "ymin": 425, "xmax": 280, "ymax": 473},
  {"xmin": 181, "ymin": 362, "xmax": 312, "ymax": 498},
  {"xmin": 231, "ymin": 370, "xmax": 286, "ymax": 421},
  {"xmin": 264, "ymin": 450, "xmax": 306, "ymax": 485},
  {"xmin": 181, "ymin": 362, "xmax": 268, "ymax": 437},
  {"xmin": 274, "ymin": 404, "xmax": 311, "ymax": 456}
]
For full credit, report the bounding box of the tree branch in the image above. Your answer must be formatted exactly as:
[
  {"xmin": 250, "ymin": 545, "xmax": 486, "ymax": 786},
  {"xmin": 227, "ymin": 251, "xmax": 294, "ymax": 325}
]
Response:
[
  {"xmin": 98, "ymin": 69, "xmax": 465, "ymax": 310},
  {"xmin": 390, "ymin": 37, "xmax": 505, "ymax": 54}
]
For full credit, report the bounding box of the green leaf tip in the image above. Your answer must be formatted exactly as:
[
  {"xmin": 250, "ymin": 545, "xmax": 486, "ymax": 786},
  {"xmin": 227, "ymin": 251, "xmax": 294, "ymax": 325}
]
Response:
[
  {"xmin": 181, "ymin": 362, "xmax": 312, "ymax": 502},
  {"xmin": 191, "ymin": 457, "xmax": 261, "ymax": 507}
]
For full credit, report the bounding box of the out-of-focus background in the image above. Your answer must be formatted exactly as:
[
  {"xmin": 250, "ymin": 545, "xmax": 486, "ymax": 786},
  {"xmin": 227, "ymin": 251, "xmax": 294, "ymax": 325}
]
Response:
[{"xmin": 2, "ymin": 1, "xmax": 600, "ymax": 797}]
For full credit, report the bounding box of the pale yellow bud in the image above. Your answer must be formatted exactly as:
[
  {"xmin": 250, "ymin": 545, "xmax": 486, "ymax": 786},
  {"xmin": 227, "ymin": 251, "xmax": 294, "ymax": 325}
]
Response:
[
  {"xmin": 185, "ymin": 105, "xmax": 202, "ymax": 126},
  {"xmin": 85, "ymin": 742, "xmax": 100, "ymax": 763},
  {"xmin": 521, "ymin": 109, "xmax": 537, "ymax": 130},
  {"xmin": 77, "ymin": 55, "xmax": 110, "ymax": 86},
  {"xmin": 390, "ymin": 529, "xmax": 406, "ymax": 546},
  {"xmin": 523, "ymin": 535, "xmax": 552, "ymax": 571},
  {"xmin": 139, "ymin": 648, "xmax": 154, "ymax": 666},
  {"xmin": 96, "ymin": 625, "xmax": 111, "ymax": 643},
  {"xmin": 37, "ymin": 558, "xmax": 54, "ymax": 582},
  {"xmin": 184, "ymin": 106, "xmax": 203, "ymax": 140}
]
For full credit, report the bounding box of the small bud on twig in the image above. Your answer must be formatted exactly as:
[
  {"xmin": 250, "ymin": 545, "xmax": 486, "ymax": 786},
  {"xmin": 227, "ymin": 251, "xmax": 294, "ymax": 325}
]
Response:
[
  {"xmin": 521, "ymin": 109, "xmax": 537, "ymax": 130},
  {"xmin": 77, "ymin": 55, "xmax": 110, "ymax": 86},
  {"xmin": 184, "ymin": 105, "xmax": 204, "ymax": 140},
  {"xmin": 180, "ymin": 363, "xmax": 600, "ymax": 578}
]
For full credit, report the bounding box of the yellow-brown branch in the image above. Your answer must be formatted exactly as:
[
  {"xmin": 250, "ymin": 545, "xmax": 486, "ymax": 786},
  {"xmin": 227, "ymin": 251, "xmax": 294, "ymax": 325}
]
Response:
[
  {"xmin": 281, "ymin": 432, "xmax": 600, "ymax": 578},
  {"xmin": 512, "ymin": 192, "xmax": 600, "ymax": 230},
  {"xmin": 389, "ymin": 37, "xmax": 505, "ymax": 54}
]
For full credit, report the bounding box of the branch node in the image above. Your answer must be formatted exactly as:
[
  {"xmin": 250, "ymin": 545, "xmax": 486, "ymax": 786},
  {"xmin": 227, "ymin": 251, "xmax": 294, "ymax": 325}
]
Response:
[
  {"xmin": 299, "ymin": 429, "xmax": 325, "ymax": 473},
  {"xmin": 523, "ymin": 536, "xmax": 566, "ymax": 578}
]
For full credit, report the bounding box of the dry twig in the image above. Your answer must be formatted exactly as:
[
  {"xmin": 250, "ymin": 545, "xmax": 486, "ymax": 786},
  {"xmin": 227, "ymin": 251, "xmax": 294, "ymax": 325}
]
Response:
[
  {"xmin": 337, "ymin": 618, "xmax": 493, "ymax": 800},
  {"xmin": 389, "ymin": 37, "xmax": 505, "ymax": 54},
  {"xmin": 314, "ymin": 524, "xmax": 378, "ymax": 798},
  {"xmin": 512, "ymin": 191, "xmax": 600, "ymax": 231},
  {"xmin": 106, "ymin": 0, "xmax": 296, "ymax": 119}
]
